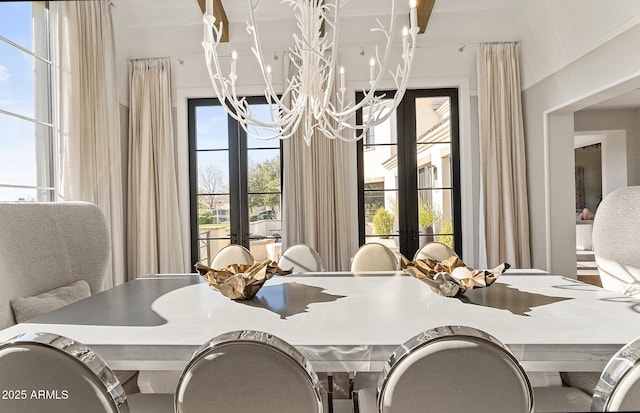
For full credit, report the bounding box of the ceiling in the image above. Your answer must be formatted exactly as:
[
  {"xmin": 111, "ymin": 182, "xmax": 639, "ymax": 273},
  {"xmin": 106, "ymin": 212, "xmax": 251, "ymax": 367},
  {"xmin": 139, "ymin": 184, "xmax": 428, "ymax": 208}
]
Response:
[
  {"xmin": 113, "ymin": 0, "xmax": 640, "ymax": 111},
  {"xmin": 116, "ymin": 0, "xmax": 524, "ymax": 28},
  {"xmin": 587, "ymin": 89, "xmax": 640, "ymax": 111}
]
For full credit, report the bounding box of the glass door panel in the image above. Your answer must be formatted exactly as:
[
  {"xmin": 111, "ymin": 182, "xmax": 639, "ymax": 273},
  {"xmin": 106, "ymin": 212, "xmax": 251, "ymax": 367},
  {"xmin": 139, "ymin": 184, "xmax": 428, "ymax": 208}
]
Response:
[
  {"xmin": 190, "ymin": 98, "xmax": 283, "ymax": 265},
  {"xmin": 358, "ymin": 89, "xmax": 460, "ymax": 259}
]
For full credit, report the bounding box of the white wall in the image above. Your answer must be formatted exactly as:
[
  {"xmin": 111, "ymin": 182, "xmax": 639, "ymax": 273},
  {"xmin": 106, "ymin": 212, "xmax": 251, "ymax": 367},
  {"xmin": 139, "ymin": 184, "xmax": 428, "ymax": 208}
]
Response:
[
  {"xmin": 522, "ymin": 23, "xmax": 640, "ymax": 276},
  {"xmin": 574, "ymin": 109, "xmax": 640, "ymax": 186},
  {"xmin": 518, "ymin": 0, "xmax": 640, "ymax": 89}
]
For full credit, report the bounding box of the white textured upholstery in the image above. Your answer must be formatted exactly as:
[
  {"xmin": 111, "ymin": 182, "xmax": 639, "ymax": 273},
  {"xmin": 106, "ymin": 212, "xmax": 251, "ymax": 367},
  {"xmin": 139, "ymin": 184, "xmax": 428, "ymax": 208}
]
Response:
[
  {"xmin": 0, "ymin": 202, "xmax": 110, "ymax": 329},
  {"xmin": 11, "ymin": 280, "xmax": 91, "ymax": 323},
  {"xmin": 175, "ymin": 331, "xmax": 323, "ymax": 413},
  {"xmin": 278, "ymin": 244, "xmax": 324, "ymax": 273},
  {"xmin": 210, "ymin": 244, "xmax": 254, "ymax": 269},
  {"xmin": 592, "ymin": 186, "xmax": 640, "ymax": 297},
  {"xmin": 350, "ymin": 243, "xmax": 398, "ymax": 272},
  {"xmin": 413, "ymin": 242, "xmax": 458, "ymax": 262}
]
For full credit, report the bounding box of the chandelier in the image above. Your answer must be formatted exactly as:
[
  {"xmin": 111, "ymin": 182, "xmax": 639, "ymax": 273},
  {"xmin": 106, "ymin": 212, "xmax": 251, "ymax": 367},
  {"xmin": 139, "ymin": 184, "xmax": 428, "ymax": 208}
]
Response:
[{"xmin": 202, "ymin": 0, "xmax": 418, "ymax": 146}]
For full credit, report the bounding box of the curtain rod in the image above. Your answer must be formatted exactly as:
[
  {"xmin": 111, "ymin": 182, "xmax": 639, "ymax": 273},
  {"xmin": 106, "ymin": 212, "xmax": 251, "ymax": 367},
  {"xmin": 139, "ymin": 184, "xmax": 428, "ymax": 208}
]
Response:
[{"xmin": 130, "ymin": 57, "xmax": 184, "ymax": 64}]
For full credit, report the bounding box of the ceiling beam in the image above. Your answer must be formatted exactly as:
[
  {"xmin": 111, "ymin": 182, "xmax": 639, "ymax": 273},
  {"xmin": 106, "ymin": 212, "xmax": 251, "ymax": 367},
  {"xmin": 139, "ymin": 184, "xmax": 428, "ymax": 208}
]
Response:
[
  {"xmin": 416, "ymin": 0, "xmax": 436, "ymax": 34},
  {"xmin": 197, "ymin": 0, "xmax": 229, "ymax": 43}
]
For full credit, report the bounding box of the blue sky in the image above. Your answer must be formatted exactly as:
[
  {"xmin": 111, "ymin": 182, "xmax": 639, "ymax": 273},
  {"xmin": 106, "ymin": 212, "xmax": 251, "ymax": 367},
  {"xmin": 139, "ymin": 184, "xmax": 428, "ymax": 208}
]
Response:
[{"xmin": 0, "ymin": 2, "xmax": 40, "ymax": 201}]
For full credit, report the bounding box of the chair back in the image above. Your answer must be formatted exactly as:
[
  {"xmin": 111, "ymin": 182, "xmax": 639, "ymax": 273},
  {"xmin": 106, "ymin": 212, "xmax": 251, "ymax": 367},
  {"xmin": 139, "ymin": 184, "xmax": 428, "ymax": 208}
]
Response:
[
  {"xmin": 0, "ymin": 202, "xmax": 110, "ymax": 329},
  {"xmin": 210, "ymin": 244, "xmax": 254, "ymax": 269},
  {"xmin": 592, "ymin": 186, "xmax": 640, "ymax": 296},
  {"xmin": 413, "ymin": 242, "xmax": 457, "ymax": 262},
  {"xmin": 278, "ymin": 244, "xmax": 324, "ymax": 273},
  {"xmin": 592, "ymin": 335, "xmax": 640, "ymax": 411},
  {"xmin": 175, "ymin": 330, "xmax": 323, "ymax": 413},
  {"xmin": 0, "ymin": 332, "xmax": 128, "ymax": 413},
  {"xmin": 351, "ymin": 243, "xmax": 398, "ymax": 272},
  {"xmin": 377, "ymin": 326, "xmax": 533, "ymax": 413}
]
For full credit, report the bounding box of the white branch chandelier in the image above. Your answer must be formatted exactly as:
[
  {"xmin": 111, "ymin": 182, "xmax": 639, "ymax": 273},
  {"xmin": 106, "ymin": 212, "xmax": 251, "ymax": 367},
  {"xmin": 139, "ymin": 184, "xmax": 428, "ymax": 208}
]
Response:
[{"xmin": 203, "ymin": 0, "xmax": 418, "ymax": 146}]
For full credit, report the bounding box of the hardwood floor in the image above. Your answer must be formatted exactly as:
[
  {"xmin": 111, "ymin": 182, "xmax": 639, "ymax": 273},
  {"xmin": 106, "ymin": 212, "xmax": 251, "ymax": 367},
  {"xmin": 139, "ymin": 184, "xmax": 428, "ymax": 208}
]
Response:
[{"xmin": 577, "ymin": 250, "xmax": 602, "ymax": 287}]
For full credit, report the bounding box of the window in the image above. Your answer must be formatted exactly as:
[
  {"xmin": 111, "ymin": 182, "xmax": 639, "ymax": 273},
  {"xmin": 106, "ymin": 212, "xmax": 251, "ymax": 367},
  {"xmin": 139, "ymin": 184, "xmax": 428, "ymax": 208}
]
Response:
[
  {"xmin": 188, "ymin": 98, "xmax": 283, "ymax": 265},
  {"xmin": 364, "ymin": 125, "xmax": 375, "ymax": 146},
  {"xmin": 357, "ymin": 89, "xmax": 461, "ymax": 259},
  {"xmin": 0, "ymin": 2, "xmax": 54, "ymax": 202}
]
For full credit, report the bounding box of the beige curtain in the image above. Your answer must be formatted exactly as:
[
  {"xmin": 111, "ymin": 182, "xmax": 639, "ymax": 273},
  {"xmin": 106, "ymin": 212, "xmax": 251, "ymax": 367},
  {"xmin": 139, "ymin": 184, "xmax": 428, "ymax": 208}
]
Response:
[
  {"xmin": 477, "ymin": 42, "xmax": 531, "ymax": 268},
  {"xmin": 128, "ymin": 58, "xmax": 186, "ymax": 277},
  {"xmin": 282, "ymin": 58, "xmax": 351, "ymax": 271},
  {"xmin": 282, "ymin": 130, "xmax": 351, "ymax": 271},
  {"xmin": 52, "ymin": 0, "xmax": 126, "ymax": 288}
]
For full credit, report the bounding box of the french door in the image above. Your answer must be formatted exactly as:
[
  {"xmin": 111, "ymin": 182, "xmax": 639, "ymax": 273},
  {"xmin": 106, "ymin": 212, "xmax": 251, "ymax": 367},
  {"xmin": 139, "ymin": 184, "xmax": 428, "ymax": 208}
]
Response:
[
  {"xmin": 357, "ymin": 88, "xmax": 461, "ymax": 259},
  {"xmin": 188, "ymin": 97, "xmax": 282, "ymax": 266}
]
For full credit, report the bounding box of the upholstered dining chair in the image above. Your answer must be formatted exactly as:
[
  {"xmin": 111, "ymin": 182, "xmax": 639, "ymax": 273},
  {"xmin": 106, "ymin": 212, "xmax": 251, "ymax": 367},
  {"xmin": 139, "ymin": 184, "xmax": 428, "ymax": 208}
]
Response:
[
  {"xmin": 0, "ymin": 202, "xmax": 139, "ymax": 394},
  {"xmin": 210, "ymin": 244, "xmax": 254, "ymax": 269},
  {"xmin": 592, "ymin": 186, "xmax": 640, "ymax": 297},
  {"xmin": 355, "ymin": 326, "xmax": 534, "ymax": 413},
  {"xmin": 413, "ymin": 241, "xmax": 458, "ymax": 262},
  {"xmin": 175, "ymin": 330, "xmax": 325, "ymax": 413},
  {"xmin": 278, "ymin": 244, "xmax": 324, "ymax": 273},
  {"xmin": 350, "ymin": 243, "xmax": 398, "ymax": 272},
  {"xmin": 0, "ymin": 332, "xmax": 172, "ymax": 413},
  {"xmin": 0, "ymin": 202, "xmax": 110, "ymax": 330}
]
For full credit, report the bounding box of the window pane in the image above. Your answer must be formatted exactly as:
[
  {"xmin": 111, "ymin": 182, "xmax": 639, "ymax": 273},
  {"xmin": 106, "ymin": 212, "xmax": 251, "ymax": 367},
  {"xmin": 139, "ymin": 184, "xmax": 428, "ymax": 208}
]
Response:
[
  {"xmin": 363, "ymin": 105, "xmax": 396, "ymax": 146},
  {"xmin": 0, "ymin": 187, "xmax": 35, "ymax": 201},
  {"xmin": 246, "ymin": 103, "xmax": 281, "ymax": 149},
  {"xmin": 197, "ymin": 238, "xmax": 230, "ymax": 267},
  {"xmin": 197, "ymin": 192, "xmax": 230, "ymax": 266},
  {"xmin": 196, "ymin": 105, "xmax": 228, "ymax": 150},
  {"xmin": 366, "ymin": 190, "xmax": 397, "ymax": 238},
  {"xmin": 416, "ymin": 97, "xmax": 449, "ymax": 141},
  {"xmin": 248, "ymin": 149, "xmax": 280, "ymax": 193},
  {"xmin": 197, "ymin": 151, "xmax": 229, "ymax": 194},
  {"xmin": 0, "ymin": 42, "xmax": 43, "ymax": 120},
  {"xmin": 197, "ymin": 193, "xmax": 229, "ymax": 224},
  {"xmin": 0, "ymin": 2, "xmax": 32, "ymax": 51},
  {"xmin": 417, "ymin": 188, "xmax": 452, "ymax": 239},
  {"xmin": 0, "ymin": 114, "xmax": 37, "ymax": 186},
  {"xmin": 248, "ymin": 194, "xmax": 281, "ymax": 230},
  {"xmin": 363, "ymin": 147, "xmax": 398, "ymax": 191},
  {"xmin": 417, "ymin": 145, "xmax": 452, "ymax": 189}
]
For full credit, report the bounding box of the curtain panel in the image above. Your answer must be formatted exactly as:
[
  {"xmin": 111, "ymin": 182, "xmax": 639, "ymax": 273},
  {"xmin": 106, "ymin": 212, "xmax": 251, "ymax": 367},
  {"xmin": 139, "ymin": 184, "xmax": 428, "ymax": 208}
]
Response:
[
  {"xmin": 51, "ymin": 0, "xmax": 126, "ymax": 288},
  {"xmin": 282, "ymin": 56, "xmax": 352, "ymax": 271},
  {"xmin": 128, "ymin": 58, "xmax": 187, "ymax": 277},
  {"xmin": 477, "ymin": 42, "xmax": 531, "ymax": 268}
]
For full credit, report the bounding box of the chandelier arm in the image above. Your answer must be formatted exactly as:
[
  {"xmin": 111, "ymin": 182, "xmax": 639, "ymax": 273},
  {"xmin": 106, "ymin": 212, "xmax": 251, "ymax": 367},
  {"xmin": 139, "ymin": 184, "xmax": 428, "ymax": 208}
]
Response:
[
  {"xmin": 247, "ymin": 2, "xmax": 283, "ymax": 104},
  {"xmin": 203, "ymin": 0, "xmax": 418, "ymax": 145},
  {"xmin": 325, "ymin": 0, "xmax": 416, "ymax": 120}
]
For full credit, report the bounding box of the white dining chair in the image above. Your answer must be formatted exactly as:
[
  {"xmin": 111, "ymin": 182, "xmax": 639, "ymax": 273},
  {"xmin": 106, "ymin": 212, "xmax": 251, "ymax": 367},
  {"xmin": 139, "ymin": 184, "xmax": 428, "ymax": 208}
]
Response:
[
  {"xmin": 356, "ymin": 326, "xmax": 534, "ymax": 413},
  {"xmin": 413, "ymin": 241, "xmax": 458, "ymax": 262},
  {"xmin": 278, "ymin": 244, "xmax": 324, "ymax": 273},
  {"xmin": 350, "ymin": 243, "xmax": 398, "ymax": 272},
  {"xmin": 210, "ymin": 244, "xmax": 254, "ymax": 269},
  {"xmin": 0, "ymin": 332, "xmax": 172, "ymax": 413},
  {"xmin": 175, "ymin": 330, "xmax": 326, "ymax": 413}
]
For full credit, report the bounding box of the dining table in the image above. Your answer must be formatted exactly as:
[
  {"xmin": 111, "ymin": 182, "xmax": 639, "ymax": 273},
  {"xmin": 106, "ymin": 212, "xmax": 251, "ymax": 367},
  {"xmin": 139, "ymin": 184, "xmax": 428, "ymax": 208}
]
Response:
[{"xmin": 0, "ymin": 269, "xmax": 639, "ymax": 374}]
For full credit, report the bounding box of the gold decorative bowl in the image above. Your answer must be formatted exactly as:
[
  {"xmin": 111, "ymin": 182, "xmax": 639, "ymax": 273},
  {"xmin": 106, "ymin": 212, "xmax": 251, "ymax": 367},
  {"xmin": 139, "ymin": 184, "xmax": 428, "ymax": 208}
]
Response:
[
  {"xmin": 401, "ymin": 255, "xmax": 510, "ymax": 297},
  {"xmin": 195, "ymin": 260, "xmax": 292, "ymax": 300}
]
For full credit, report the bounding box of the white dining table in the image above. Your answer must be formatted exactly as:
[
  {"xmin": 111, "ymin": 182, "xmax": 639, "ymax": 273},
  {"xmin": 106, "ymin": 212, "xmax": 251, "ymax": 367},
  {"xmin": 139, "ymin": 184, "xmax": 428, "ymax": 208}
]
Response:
[{"xmin": 1, "ymin": 269, "xmax": 639, "ymax": 373}]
